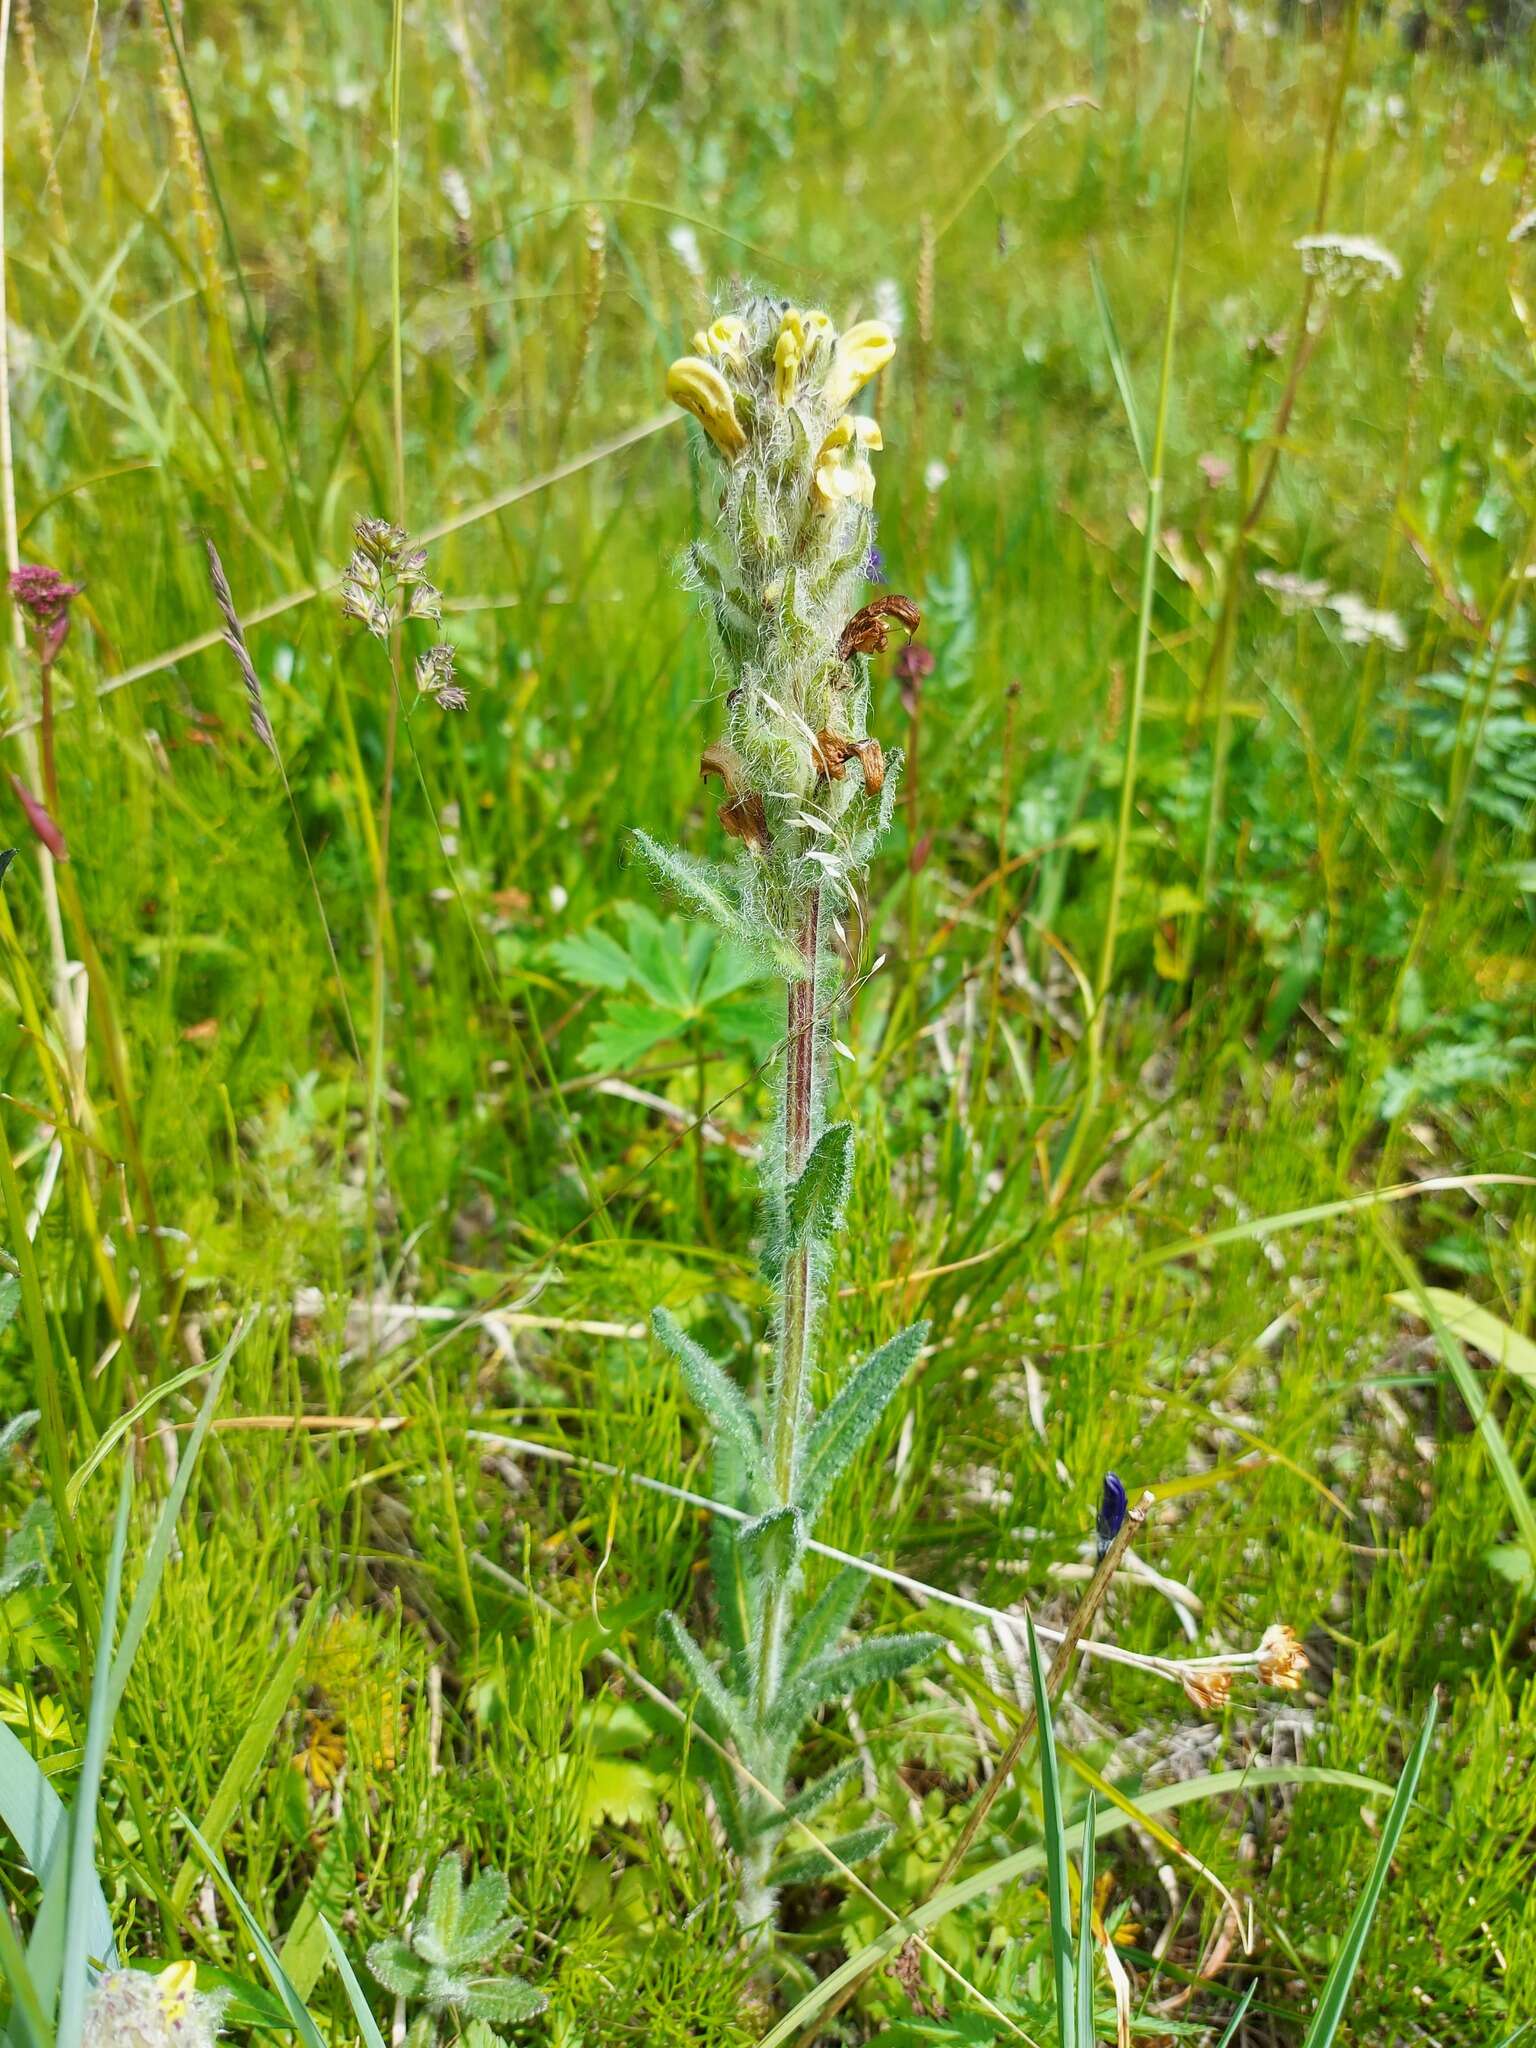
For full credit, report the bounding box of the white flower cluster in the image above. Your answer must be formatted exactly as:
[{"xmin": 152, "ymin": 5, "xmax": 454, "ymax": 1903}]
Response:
[
  {"xmin": 1255, "ymin": 567, "xmax": 1407, "ymax": 651},
  {"xmin": 1294, "ymin": 232, "xmax": 1403, "ymax": 298}
]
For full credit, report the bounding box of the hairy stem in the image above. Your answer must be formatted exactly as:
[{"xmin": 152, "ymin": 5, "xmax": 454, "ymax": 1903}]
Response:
[{"xmin": 771, "ymin": 884, "xmax": 823, "ymax": 1504}]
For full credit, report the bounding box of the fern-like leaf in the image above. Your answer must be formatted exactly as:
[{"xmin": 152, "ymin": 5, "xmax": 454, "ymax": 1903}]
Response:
[
  {"xmin": 768, "ymin": 1631, "xmax": 942, "ymax": 1738},
  {"xmin": 772, "ymin": 1820, "xmax": 894, "ymax": 1887},
  {"xmin": 652, "ymin": 1308, "xmax": 765, "ymax": 1487},
  {"xmin": 796, "ymin": 1321, "xmax": 928, "ymax": 1525},
  {"xmin": 781, "ymin": 1566, "xmax": 868, "ymax": 1683},
  {"xmin": 661, "ymin": 1609, "xmax": 753, "ymax": 1752}
]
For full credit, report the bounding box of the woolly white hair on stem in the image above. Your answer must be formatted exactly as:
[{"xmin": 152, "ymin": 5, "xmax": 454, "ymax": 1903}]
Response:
[{"xmin": 641, "ymin": 294, "xmax": 931, "ymax": 1936}]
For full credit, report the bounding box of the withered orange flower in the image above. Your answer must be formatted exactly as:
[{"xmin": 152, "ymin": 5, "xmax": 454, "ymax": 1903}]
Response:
[
  {"xmin": 813, "ymin": 730, "xmax": 885, "ymax": 795},
  {"xmin": 837, "ymin": 594, "xmax": 921, "ymax": 663}
]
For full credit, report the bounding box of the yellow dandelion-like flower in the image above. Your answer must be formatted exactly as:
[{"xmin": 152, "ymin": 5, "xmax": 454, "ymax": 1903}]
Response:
[{"xmin": 665, "ymin": 355, "xmax": 748, "ymax": 457}]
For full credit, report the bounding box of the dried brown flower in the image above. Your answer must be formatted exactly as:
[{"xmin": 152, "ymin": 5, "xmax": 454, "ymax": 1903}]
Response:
[
  {"xmin": 837, "ymin": 593, "xmax": 921, "ymax": 662},
  {"xmin": 1181, "ymin": 1666, "xmax": 1233, "ymax": 1714},
  {"xmin": 1256, "ymin": 1623, "xmax": 1309, "ymax": 1692},
  {"xmin": 813, "ymin": 729, "xmax": 885, "ymax": 795}
]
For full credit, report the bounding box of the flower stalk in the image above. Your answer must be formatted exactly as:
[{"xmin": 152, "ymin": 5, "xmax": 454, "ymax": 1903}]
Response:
[{"xmin": 643, "ymin": 296, "xmax": 934, "ymax": 1935}]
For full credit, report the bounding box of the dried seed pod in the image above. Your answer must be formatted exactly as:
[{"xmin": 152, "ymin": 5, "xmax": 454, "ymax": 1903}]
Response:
[
  {"xmin": 718, "ymin": 791, "xmax": 772, "ymax": 852},
  {"xmin": 837, "ymin": 594, "xmax": 921, "ymax": 662}
]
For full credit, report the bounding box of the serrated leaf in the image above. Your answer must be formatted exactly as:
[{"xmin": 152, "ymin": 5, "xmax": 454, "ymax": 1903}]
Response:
[
  {"xmin": 419, "ymin": 1853, "xmax": 464, "ymax": 1963},
  {"xmin": 579, "ymin": 997, "xmax": 696, "ymax": 1071},
  {"xmin": 746, "ymin": 1758, "xmax": 861, "ymax": 1837},
  {"xmin": 455, "ymin": 1867, "xmax": 516, "ymax": 1962},
  {"xmin": 797, "ymin": 1323, "xmax": 928, "ymax": 1525},
  {"xmin": 579, "ymin": 1756, "xmax": 662, "ymax": 1829},
  {"xmin": 737, "ymin": 1504, "xmax": 802, "ymax": 1590},
  {"xmin": 366, "ymin": 1937, "xmax": 429, "ymax": 2000},
  {"xmin": 782, "ymin": 1567, "xmax": 868, "ymax": 1682},
  {"xmin": 786, "ymin": 1122, "xmax": 854, "ymax": 1248},
  {"xmin": 653, "ymin": 1308, "xmax": 764, "ymax": 1484},
  {"xmin": 660, "ymin": 1610, "xmax": 752, "ymax": 1752},
  {"xmin": 768, "ymin": 1632, "xmax": 941, "ymax": 1737},
  {"xmin": 773, "ymin": 1820, "xmax": 893, "ymax": 1887},
  {"xmin": 547, "ymin": 925, "xmax": 640, "ymax": 993},
  {"xmin": 463, "ymin": 1975, "xmax": 549, "ymax": 2024}
]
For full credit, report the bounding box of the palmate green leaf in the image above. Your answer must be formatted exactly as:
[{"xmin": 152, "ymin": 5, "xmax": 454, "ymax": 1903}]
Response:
[
  {"xmin": 547, "ymin": 924, "xmax": 639, "ymax": 992},
  {"xmin": 797, "ymin": 1322, "xmax": 928, "ymax": 1526},
  {"xmin": 1026, "ymin": 1615, "xmax": 1076, "ymax": 2048},
  {"xmin": 768, "ymin": 1632, "xmax": 942, "ymax": 1738},
  {"xmin": 1299, "ymin": 1698, "xmax": 1438, "ymax": 2048},
  {"xmin": 782, "ymin": 1567, "xmax": 868, "ymax": 1682},
  {"xmin": 366, "ymin": 1937, "xmax": 429, "ymax": 2001},
  {"xmin": 579, "ymin": 996, "xmax": 696, "ymax": 1070},
  {"xmin": 463, "ymin": 1975, "xmax": 549, "ymax": 2025},
  {"xmin": 653, "ymin": 1308, "xmax": 765, "ymax": 1486},
  {"xmin": 772, "ymin": 1819, "xmax": 893, "ymax": 1887},
  {"xmin": 785, "ymin": 1122, "xmax": 855, "ymax": 1249}
]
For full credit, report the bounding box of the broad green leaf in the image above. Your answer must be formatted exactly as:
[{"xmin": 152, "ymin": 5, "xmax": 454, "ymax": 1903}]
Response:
[
  {"xmin": 0, "ymin": 1723, "xmax": 114, "ymax": 1969},
  {"xmin": 798, "ymin": 1322, "xmax": 927, "ymax": 1525},
  {"xmin": 1386, "ymin": 1286, "xmax": 1536, "ymax": 1389},
  {"xmin": 1299, "ymin": 1700, "xmax": 1438, "ymax": 2048},
  {"xmin": 580, "ymin": 997, "xmax": 695, "ymax": 1070},
  {"xmin": 653, "ymin": 1308, "xmax": 764, "ymax": 1483},
  {"xmin": 463, "ymin": 1975, "xmax": 548, "ymax": 2025},
  {"xmin": 785, "ymin": 1123, "xmax": 854, "ymax": 1248},
  {"xmin": 547, "ymin": 925, "xmax": 640, "ymax": 992},
  {"xmin": 365, "ymin": 1936, "xmax": 428, "ymax": 2000},
  {"xmin": 737, "ymin": 1505, "xmax": 802, "ymax": 1590}
]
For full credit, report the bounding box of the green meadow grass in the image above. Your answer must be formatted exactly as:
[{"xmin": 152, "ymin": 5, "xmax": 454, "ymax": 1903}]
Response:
[{"xmin": 1, "ymin": 1, "xmax": 1534, "ymax": 2041}]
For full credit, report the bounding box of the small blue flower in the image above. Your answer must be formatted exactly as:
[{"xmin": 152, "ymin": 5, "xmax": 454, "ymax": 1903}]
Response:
[
  {"xmin": 864, "ymin": 545, "xmax": 886, "ymax": 584},
  {"xmin": 1095, "ymin": 1472, "xmax": 1127, "ymax": 1560}
]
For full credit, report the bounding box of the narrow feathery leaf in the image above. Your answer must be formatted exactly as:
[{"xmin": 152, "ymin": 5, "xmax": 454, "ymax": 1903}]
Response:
[
  {"xmin": 782, "ymin": 1566, "xmax": 868, "ymax": 1683},
  {"xmin": 797, "ymin": 1322, "xmax": 928, "ymax": 1525},
  {"xmin": 768, "ymin": 1631, "xmax": 942, "ymax": 1737},
  {"xmin": 660, "ymin": 1609, "xmax": 754, "ymax": 1752},
  {"xmin": 653, "ymin": 1307, "xmax": 765, "ymax": 1485},
  {"xmin": 772, "ymin": 1821, "xmax": 893, "ymax": 1888}
]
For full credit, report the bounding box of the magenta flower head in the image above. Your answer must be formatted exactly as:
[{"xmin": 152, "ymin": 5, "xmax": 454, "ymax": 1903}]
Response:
[
  {"xmin": 892, "ymin": 640, "xmax": 935, "ymax": 684},
  {"xmin": 10, "ymin": 563, "xmax": 83, "ymax": 664}
]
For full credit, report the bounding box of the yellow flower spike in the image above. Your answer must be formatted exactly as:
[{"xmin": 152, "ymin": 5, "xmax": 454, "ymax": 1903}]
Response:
[
  {"xmin": 665, "ymin": 355, "xmax": 748, "ymax": 458},
  {"xmin": 799, "ymin": 309, "xmax": 833, "ymax": 347},
  {"xmin": 159, "ymin": 1962, "xmax": 198, "ymax": 2020},
  {"xmin": 824, "ymin": 320, "xmax": 897, "ymax": 413},
  {"xmin": 774, "ymin": 327, "xmax": 801, "ymax": 405}
]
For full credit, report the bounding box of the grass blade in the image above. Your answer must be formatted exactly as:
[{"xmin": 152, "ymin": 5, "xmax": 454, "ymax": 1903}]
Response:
[
  {"xmin": 754, "ymin": 1764, "xmax": 1390, "ymax": 2048},
  {"xmin": 1088, "ymin": 255, "xmax": 1147, "ymax": 478},
  {"xmin": 1075, "ymin": 1792, "xmax": 1096, "ymax": 2048},
  {"xmin": 1026, "ymin": 1614, "xmax": 1076, "ymax": 2048},
  {"xmin": 178, "ymin": 1816, "xmax": 327, "ymax": 2048},
  {"xmin": 105, "ymin": 1313, "xmax": 250, "ymax": 1726},
  {"xmin": 55, "ymin": 1456, "xmax": 133, "ymax": 2042},
  {"xmin": 320, "ymin": 1917, "xmax": 388, "ymax": 2048},
  {"xmin": 1215, "ymin": 1984, "xmax": 1257, "ymax": 2047},
  {"xmin": 1299, "ymin": 1698, "xmax": 1438, "ymax": 2048}
]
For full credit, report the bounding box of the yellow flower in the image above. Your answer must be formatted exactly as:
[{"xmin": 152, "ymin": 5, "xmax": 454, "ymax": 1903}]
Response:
[
  {"xmin": 774, "ymin": 327, "xmax": 801, "ymax": 405},
  {"xmin": 665, "ymin": 355, "xmax": 747, "ymax": 457},
  {"xmin": 692, "ymin": 315, "xmax": 747, "ymax": 362},
  {"xmin": 814, "ymin": 415, "xmax": 884, "ymax": 508},
  {"xmin": 824, "ymin": 320, "xmax": 896, "ymax": 413},
  {"xmin": 158, "ymin": 1964, "xmax": 198, "ymax": 2023}
]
